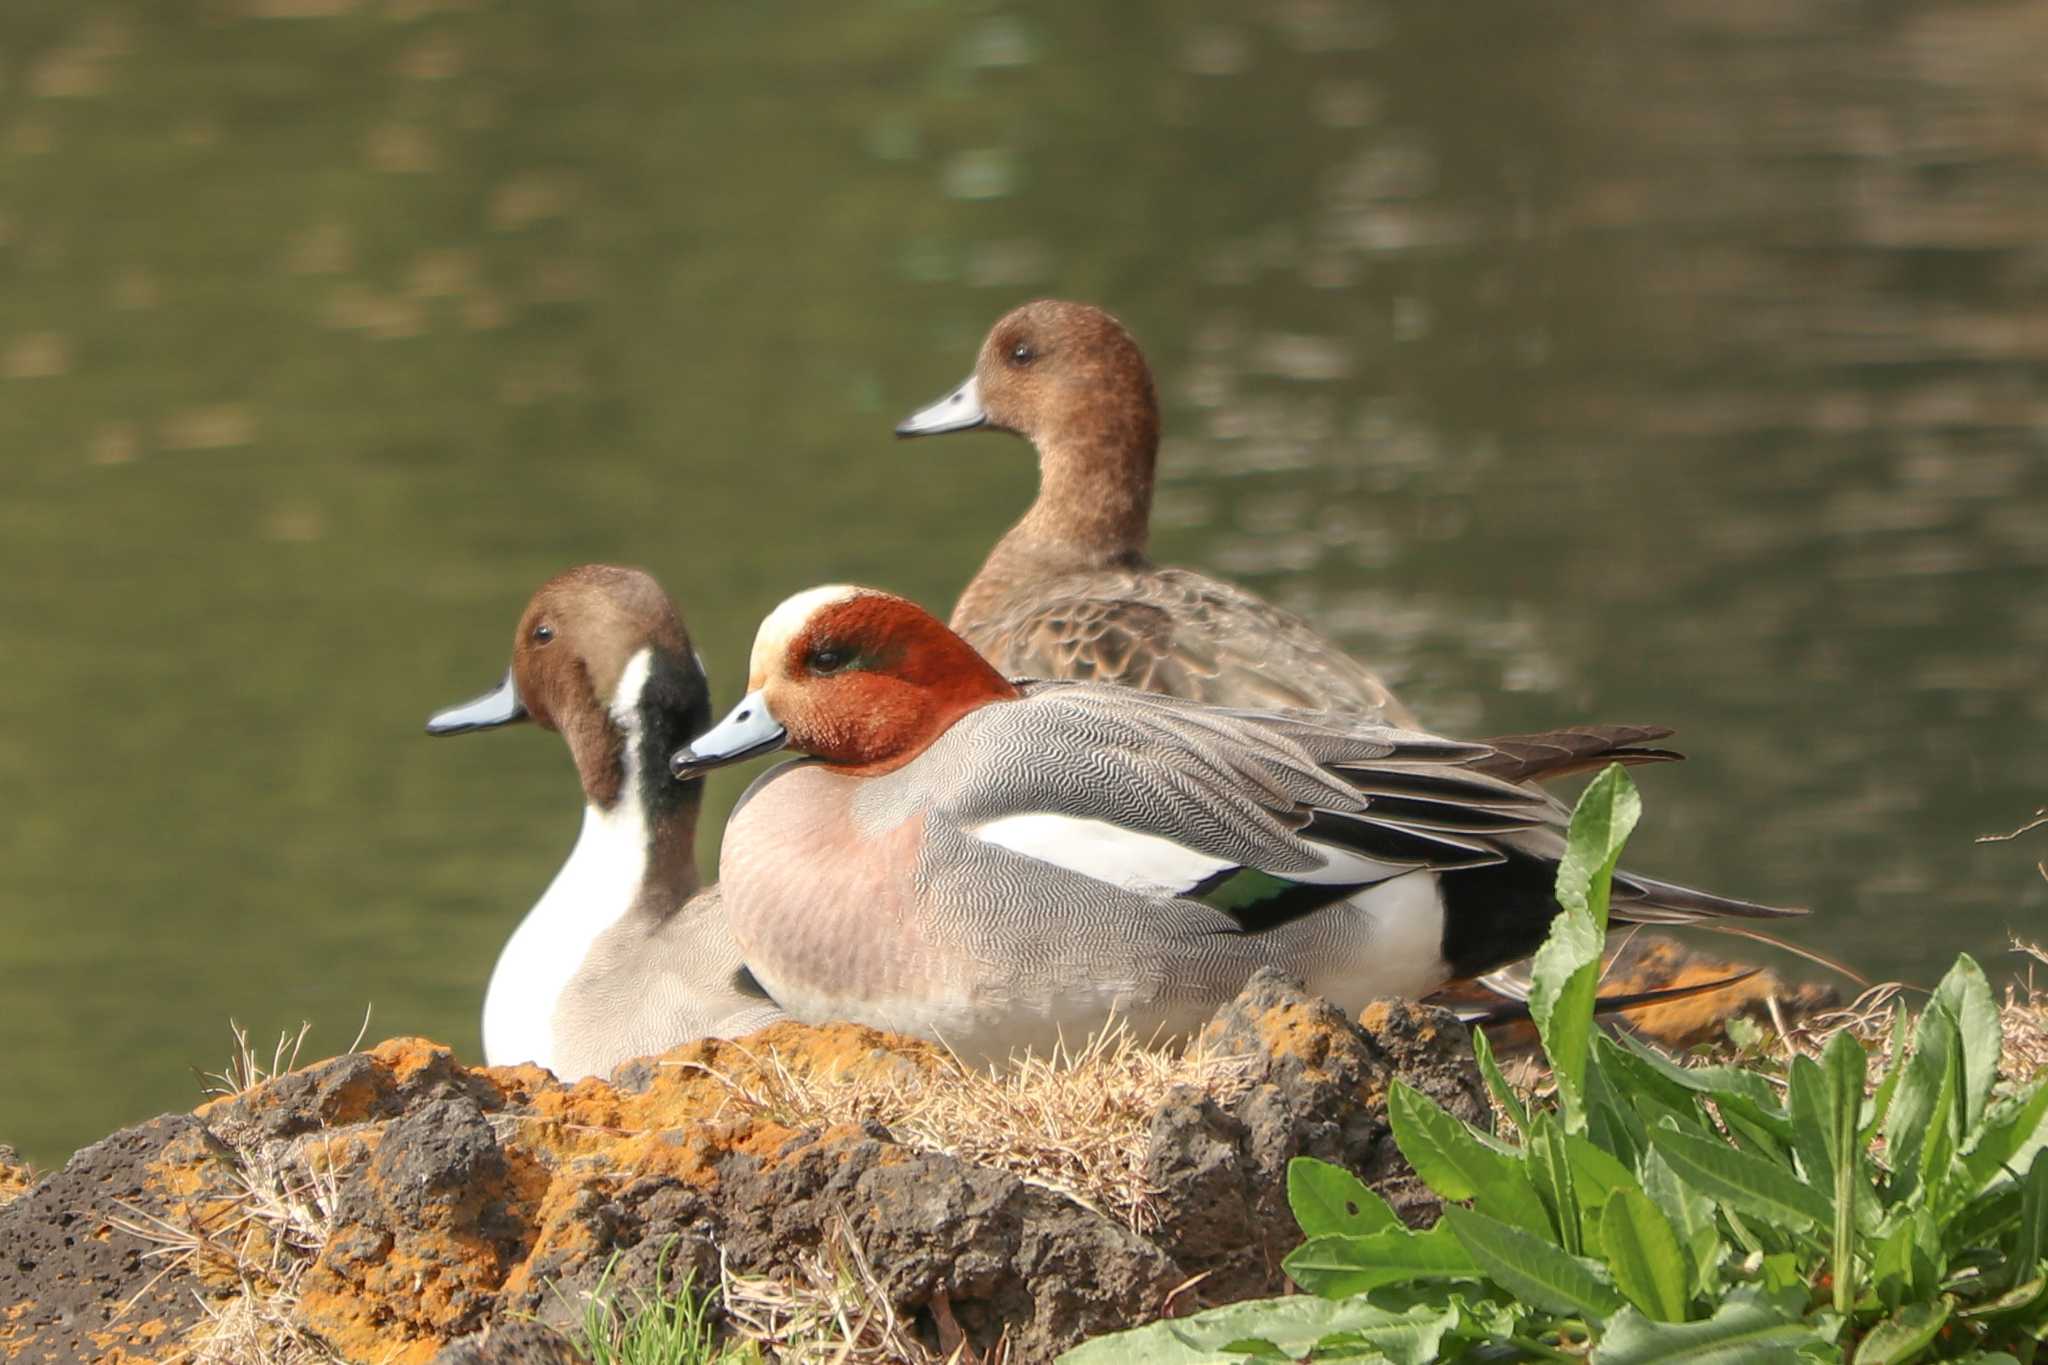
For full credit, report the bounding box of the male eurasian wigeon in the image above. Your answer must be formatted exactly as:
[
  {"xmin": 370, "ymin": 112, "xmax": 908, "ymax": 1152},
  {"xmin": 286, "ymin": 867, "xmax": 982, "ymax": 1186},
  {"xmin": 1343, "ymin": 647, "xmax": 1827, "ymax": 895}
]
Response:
[
  {"xmin": 897, "ymin": 299, "xmax": 1415, "ymax": 724},
  {"xmin": 668, "ymin": 585, "xmax": 1798, "ymax": 1062},
  {"xmin": 427, "ymin": 565, "xmax": 784, "ymax": 1080}
]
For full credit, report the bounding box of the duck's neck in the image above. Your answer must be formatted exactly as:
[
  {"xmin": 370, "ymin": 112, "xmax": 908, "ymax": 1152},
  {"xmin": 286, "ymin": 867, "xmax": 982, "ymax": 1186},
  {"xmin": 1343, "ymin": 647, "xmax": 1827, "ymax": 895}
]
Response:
[
  {"xmin": 960, "ymin": 410, "xmax": 1159, "ymax": 622},
  {"xmin": 564, "ymin": 647, "xmax": 710, "ymax": 919}
]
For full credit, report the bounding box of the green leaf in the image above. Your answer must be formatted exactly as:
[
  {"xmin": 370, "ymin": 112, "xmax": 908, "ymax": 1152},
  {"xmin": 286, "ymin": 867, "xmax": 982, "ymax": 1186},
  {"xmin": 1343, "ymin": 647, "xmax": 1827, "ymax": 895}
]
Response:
[
  {"xmin": 1593, "ymin": 1286, "xmax": 1824, "ymax": 1363},
  {"xmin": 1962, "ymin": 1083, "xmax": 2048, "ymax": 1196},
  {"xmin": 1286, "ymin": 1302, "xmax": 1460, "ymax": 1365},
  {"xmin": 1931, "ymin": 953, "xmax": 2001, "ymax": 1131},
  {"xmin": 1468, "ymin": 1024, "xmax": 1530, "ymax": 1136},
  {"xmin": 1886, "ymin": 1000, "xmax": 1960, "ymax": 1203},
  {"xmin": 1647, "ymin": 1126, "xmax": 1834, "ymax": 1233},
  {"xmin": 1287, "ymin": 1157, "xmax": 1400, "ymax": 1239},
  {"xmin": 1388, "ymin": 1079, "xmax": 1550, "ymax": 1234},
  {"xmin": 1442, "ymin": 1204, "xmax": 1624, "ymax": 1320},
  {"xmin": 1790, "ymin": 1031, "xmax": 1867, "ymax": 1313},
  {"xmin": 1056, "ymin": 1297, "xmax": 1455, "ymax": 1364},
  {"xmin": 1644, "ymin": 1148, "xmax": 1722, "ymax": 1298},
  {"xmin": 1566, "ymin": 1132, "xmax": 1637, "ymax": 1211},
  {"xmin": 1531, "ymin": 765, "xmax": 1639, "ymax": 1131},
  {"xmin": 1283, "ymin": 1221, "xmax": 1479, "ymax": 1299},
  {"xmin": 1529, "ymin": 1111, "xmax": 1583, "ymax": 1253},
  {"xmin": 1611, "ymin": 1033, "xmax": 1791, "ymax": 1136},
  {"xmin": 1584, "ymin": 1056, "xmax": 1648, "ymax": 1167},
  {"xmin": 1864, "ymin": 1003, "xmax": 1911, "ymax": 1144},
  {"xmin": 1601, "ymin": 1186, "xmax": 1691, "ymax": 1323},
  {"xmin": 1853, "ymin": 1298, "xmax": 1951, "ymax": 1365},
  {"xmin": 2013, "ymin": 1149, "xmax": 2048, "ymax": 1287}
]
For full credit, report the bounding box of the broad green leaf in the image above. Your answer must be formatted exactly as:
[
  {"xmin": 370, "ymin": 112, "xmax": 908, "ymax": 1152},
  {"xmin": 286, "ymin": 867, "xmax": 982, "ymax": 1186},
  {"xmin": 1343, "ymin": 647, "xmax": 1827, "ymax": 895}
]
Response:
[
  {"xmin": 1593, "ymin": 1287, "xmax": 1824, "ymax": 1363},
  {"xmin": 1886, "ymin": 1000, "xmax": 1960, "ymax": 1202},
  {"xmin": 2013, "ymin": 1149, "xmax": 2048, "ymax": 1288},
  {"xmin": 1601, "ymin": 1186, "xmax": 1691, "ymax": 1323},
  {"xmin": 1056, "ymin": 1297, "xmax": 1453, "ymax": 1364},
  {"xmin": 1584, "ymin": 1055, "xmax": 1648, "ymax": 1167},
  {"xmin": 1644, "ymin": 1148, "xmax": 1722, "ymax": 1297},
  {"xmin": 1917, "ymin": 1042, "xmax": 1962, "ymax": 1210},
  {"xmin": 1957, "ymin": 1272, "xmax": 2046, "ymax": 1322},
  {"xmin": 1282, "ymin": 1221, "xmax": 1478, "ymax": 1299},
  {"xmin": 1612, "ymin": 1032, "xmax": 1791, "ymax": 1135},
  {"xmin": 1529, "ymin": 1111, "xmax": 1583, "ymax": 1253},
  {"xmin": 1804, "ymin": 1031, "xmax": 1867, "ymax": 1312},
  {"xmin": 1853, "ymin": 1298, "xmax": 1951, "ymax": 1365},
  {"xmin": 1962, "ymin": 1083, "xmax": 2048, "ymax": 1196},
  {"xmin": 1468, "ymin": 1024, "xmax": 1529, "ymax": 1136},
  {"xmin": 1566, "ymin": 1132, "xmax": 1637, "ymax": 1211},
  {"xmin": 1532, "ymin": 765, "xmax": 1639, "ymax": 1130},
  {"xmin": 1863, "ymin": 1004, "xmax": 1910, "ymax": 1144},
  {"xmin": 1553, "ymin": 763, "xmax": 1641, "ymax": 924},
  {"xmin": 1931, "ymin": 953, "xmax": 2001, "ymax": 1130},
  {"xmin": 1442, "ymin": 1204, "xmax": 1624, "ymax": 1320},
  {"xmin": 1283, "ymin": 1302, "xmax": 1460, "ymax": 1365},
  {"xmin": 1287, "ymin": 1157, "xmax": 1400, "ymax": 1239},
  {"xmin": 1647, "ymin": 1126, "xmax": 1834, "ymax": 1233},
  {"xmin": 1388, "ymin": 1079, "xmax": 1550, "ymax": 1234}
]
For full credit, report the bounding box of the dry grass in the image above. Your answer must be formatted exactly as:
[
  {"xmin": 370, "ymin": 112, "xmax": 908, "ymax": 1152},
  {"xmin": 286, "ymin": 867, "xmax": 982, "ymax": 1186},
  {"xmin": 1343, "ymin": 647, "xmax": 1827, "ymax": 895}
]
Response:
[
  {"xmin": 105, "ymin": 1128, "xmax": 356, "ymax": 1365},
  {"xmin": 95, "ymin": 1020, "xmax": 373, "ymax": 1365},
  {"xmin": 674, "ymin": 1020, "xmax": 1259, "ymax": 1233},
  {"xmin": 719, "ymin": 1225, "xmax": 1005, "ymax": 1365}
]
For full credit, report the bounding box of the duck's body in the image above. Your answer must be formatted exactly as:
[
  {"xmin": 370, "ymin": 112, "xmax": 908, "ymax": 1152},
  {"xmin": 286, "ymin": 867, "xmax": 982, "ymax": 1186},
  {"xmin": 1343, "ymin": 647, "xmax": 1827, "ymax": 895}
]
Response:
[
  {"xmin": 899, "ymin": 299, "xmax": 1415, "ymax": 725},
  {"xmin": 675, "ymin": 587, "xmax": 1797, "ymax": 1063},
  {"xmin": 430, "ymin": 565, "xmax": 784, "ymax": 1080}
]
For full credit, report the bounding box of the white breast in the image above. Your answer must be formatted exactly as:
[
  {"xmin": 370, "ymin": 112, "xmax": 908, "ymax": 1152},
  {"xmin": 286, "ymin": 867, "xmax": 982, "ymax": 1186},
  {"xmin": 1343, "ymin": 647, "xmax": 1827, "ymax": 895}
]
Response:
[
  {"xmin": 481, "ymin": 800, "xmax": 647, "ymax": 1071},
  {"xmin": 482, "ymin": 648, "xmax": 654, "ymax": 1073}
]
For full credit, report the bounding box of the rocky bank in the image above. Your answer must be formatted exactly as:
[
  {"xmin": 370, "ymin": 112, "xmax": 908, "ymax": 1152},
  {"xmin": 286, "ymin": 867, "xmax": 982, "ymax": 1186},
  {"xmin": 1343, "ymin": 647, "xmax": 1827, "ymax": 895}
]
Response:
[{"xmin": 0, "ymin": 971, "xmax": 1490, "ymax": 1365}]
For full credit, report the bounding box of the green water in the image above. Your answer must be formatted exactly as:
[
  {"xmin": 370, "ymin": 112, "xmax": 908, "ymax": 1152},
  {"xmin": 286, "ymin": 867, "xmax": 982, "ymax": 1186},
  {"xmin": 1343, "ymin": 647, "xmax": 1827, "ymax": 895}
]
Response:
[{"xmin": 3, "ymin": 0, "xmax": 2044, "ymax": 1166}]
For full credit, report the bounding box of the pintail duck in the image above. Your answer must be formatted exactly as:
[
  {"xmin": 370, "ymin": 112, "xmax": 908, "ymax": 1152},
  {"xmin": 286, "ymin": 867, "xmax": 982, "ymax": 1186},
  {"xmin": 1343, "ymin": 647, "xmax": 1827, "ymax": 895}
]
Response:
[
  {"xmin": 898, "ymin": 299, "xmax": 1415, "ymax": 724},
  {"xmin": 669, "ymin": 586, "xmax": 1799, "ymax": 1062},
  {"xmin": 427, "ymin": 565, "xmax": 784, "ymax": 1080}
]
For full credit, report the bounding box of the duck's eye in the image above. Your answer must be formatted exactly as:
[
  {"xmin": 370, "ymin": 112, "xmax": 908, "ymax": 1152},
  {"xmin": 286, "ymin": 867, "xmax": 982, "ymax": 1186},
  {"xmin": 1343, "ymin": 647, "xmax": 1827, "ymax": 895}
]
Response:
[
  {"xmin": 531, "ymin": 623, "xmax": 555, "ymax": 645},
  {"xmin": 809, "ymin": 646, "xmax": 850, "ymax": 674},
  {"xmin": 1008, "ymin": 341, "xmax": 1036, "ymax": 366}
]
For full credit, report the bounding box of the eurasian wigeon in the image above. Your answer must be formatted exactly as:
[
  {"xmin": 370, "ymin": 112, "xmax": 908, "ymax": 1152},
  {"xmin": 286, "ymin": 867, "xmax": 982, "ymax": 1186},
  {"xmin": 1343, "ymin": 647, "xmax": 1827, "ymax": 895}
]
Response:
[
  {"xmin": 668, "ymin": 585, "xmax": 1797, "ymax": 1062},
  {"xmin": 427, "ymin": 565, "xmax": 784, "ymax": 1080},
  {"xmin": 897, "ymin": 299, "xmax": 1415, "ymax": 723}
]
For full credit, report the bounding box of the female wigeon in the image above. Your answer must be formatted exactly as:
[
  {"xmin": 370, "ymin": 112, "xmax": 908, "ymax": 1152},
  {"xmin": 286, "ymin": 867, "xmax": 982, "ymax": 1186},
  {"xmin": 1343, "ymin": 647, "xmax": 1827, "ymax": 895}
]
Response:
[
  {"xmin": 897, "ymin": 299, "xmax": 1415, "ymax": 723},
  {"xmin": 669, "ymin": 586, "xmax": 1797, "ymax": 1062},
  {"xmin": 427, "ymin": 565, "xmax": 784, "ymax": 1080}
]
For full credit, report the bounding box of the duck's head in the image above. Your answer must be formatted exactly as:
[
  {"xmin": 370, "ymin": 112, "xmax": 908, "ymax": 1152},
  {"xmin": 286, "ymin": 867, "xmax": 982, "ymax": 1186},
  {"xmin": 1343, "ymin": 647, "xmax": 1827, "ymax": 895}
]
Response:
[
  {"xmin": 670, "ymin": 585, "xmax": 1020, "ymax": 780},
  {"xmin": 895, "ymin": 299, "xmax": 1158, "ymax": 454},
  {"xmin": 428, "ymin": 564, "xmax": 711, "ymax": 811}
]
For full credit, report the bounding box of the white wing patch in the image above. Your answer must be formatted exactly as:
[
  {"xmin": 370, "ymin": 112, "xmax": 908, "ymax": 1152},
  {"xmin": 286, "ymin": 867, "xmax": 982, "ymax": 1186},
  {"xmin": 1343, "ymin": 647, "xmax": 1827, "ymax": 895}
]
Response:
[
  {"xmin": 969, "ymin": 812, "xmax": 1419, "ymax": 896},
  {"xmin": 970, "ymin": 813, "xmax": 1236, "ymax": 897}
]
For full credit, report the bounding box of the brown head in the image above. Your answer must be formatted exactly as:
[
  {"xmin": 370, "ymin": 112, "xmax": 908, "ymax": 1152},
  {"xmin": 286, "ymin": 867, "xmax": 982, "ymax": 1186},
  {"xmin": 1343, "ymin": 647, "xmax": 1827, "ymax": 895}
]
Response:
[
  {"xmin": 896, "ymin": 300, "xmax": 1159, "ymax": 562},
  {"xmin": 428, "ymin": 565, "xmax": 711, "ymax": 813},
  {"xmin": 670, "ymin": 585, "xmax": 1021, "ymax": 780}
]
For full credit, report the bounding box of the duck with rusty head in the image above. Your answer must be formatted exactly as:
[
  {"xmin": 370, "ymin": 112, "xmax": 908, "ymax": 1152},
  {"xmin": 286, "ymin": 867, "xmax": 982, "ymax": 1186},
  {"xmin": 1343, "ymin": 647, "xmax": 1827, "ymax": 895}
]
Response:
[{"xmin": 669, "ymin": 585, "xmax": 1800, "ymax": 1065}]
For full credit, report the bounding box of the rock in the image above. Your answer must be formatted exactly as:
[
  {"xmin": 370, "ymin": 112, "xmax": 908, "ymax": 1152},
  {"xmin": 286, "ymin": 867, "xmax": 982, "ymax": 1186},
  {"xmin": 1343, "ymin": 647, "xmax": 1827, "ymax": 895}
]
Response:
[
  {"xmin": 431, "ymin": 1320, "xmax": 590, "ymax": 1364},
  {"xmin": 0, "ymin": 978, "xmax": 1488, "ymax": 1363},
  {"xmin": 1141, "ymin": 969, "xmax": 1488, "ymax": 1301},
  {"xmin": 0, "ymin": 1115, "xmax": 231, "ymax": 1363}
]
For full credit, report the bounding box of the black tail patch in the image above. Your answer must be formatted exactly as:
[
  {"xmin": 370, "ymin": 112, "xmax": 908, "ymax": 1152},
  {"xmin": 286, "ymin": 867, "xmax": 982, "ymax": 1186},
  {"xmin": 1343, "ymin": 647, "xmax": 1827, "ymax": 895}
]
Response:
[{"xmin": 1437, "ymin": 850, "xmax": 1567, "ymax": 979}]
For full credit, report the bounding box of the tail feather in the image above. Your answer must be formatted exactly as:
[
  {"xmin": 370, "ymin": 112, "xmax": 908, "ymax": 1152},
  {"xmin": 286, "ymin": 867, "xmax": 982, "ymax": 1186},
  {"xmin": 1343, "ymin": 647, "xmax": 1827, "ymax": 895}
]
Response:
[
  {"xmin": 1611, "ymin": 869, "xmax": 1806, "ymax": 923},
  {"xmin": 1452, "ymin": 967, "xmax": 1765, "ymax": 1026},
  {"xmin": 1469, "ymin": 724, "xmax": 1683, "ymax": 786}
]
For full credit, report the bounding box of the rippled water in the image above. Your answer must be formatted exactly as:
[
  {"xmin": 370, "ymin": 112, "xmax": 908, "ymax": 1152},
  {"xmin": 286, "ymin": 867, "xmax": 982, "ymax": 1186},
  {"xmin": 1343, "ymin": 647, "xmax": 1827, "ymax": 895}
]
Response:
[{"xmin": 3, "ymin": 0, "xmax": 2043, "ymax": 1164}]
